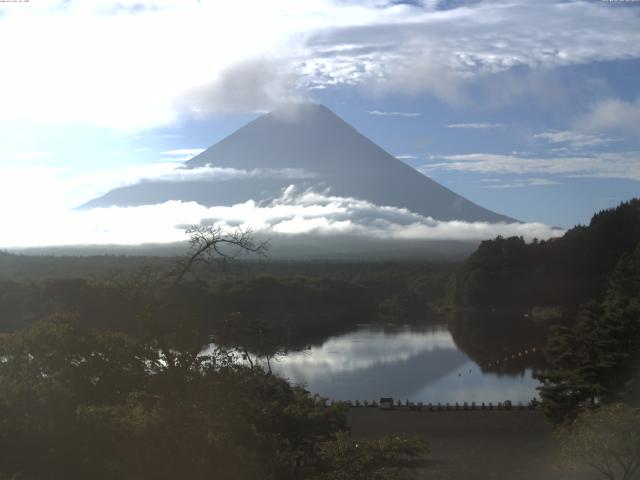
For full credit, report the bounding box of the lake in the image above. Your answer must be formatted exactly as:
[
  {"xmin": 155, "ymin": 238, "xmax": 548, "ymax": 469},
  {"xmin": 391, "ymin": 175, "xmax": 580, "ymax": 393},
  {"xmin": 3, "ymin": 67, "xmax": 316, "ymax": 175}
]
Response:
[{"xmin": 268, "ymin": 323, "xmax": 542, "ymax": 404}]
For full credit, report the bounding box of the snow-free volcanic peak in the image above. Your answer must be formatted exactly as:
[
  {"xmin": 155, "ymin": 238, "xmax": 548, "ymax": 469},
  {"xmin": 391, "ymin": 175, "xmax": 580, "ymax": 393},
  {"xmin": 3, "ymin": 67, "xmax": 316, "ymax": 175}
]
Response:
[{"xmin": 82, "ymin": 103, "xmax": 513, "ymax": 223}]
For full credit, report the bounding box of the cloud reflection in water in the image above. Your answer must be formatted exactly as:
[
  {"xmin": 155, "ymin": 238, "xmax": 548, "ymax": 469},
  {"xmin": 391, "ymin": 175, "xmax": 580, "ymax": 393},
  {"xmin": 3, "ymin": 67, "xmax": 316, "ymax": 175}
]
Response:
[{"xmin": 270, "ymin": 324, "xmax": 540, "ymax": 403}]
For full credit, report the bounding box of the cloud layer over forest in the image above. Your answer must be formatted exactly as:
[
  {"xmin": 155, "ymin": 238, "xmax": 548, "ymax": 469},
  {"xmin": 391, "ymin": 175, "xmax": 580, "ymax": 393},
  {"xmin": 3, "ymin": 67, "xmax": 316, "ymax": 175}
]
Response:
[{"xmin": 0, "ymin": 165, "xmax": 560, "ymax": 248}]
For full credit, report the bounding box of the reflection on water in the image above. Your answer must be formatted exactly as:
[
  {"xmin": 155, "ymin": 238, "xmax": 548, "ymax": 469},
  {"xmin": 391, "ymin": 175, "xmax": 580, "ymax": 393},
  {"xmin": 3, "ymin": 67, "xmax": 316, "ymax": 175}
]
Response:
[{"xmin": 270, "ymin": 324, "xmax": 541, "ymax": 403}]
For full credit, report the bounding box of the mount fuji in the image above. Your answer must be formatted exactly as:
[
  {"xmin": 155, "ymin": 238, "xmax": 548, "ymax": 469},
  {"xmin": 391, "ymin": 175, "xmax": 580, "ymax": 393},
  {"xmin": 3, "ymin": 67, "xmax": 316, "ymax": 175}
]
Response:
[{"xmin": 82, "ymin": 104, "xmax": 512, "ymax": 224}]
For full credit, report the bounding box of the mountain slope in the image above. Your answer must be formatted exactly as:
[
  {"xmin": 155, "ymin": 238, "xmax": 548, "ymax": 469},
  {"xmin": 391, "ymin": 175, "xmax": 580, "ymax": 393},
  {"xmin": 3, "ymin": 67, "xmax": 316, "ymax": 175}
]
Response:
[{"xmin": 82, "ymin": 104, "xmax": 513, "ymax": 223}]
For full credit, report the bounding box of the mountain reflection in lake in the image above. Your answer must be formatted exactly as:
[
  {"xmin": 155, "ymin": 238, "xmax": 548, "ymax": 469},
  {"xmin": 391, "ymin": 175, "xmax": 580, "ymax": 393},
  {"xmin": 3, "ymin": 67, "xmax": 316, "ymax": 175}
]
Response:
[{"xmin": 269, "ymin": 324, "xmax": 541, "ymax": 404}]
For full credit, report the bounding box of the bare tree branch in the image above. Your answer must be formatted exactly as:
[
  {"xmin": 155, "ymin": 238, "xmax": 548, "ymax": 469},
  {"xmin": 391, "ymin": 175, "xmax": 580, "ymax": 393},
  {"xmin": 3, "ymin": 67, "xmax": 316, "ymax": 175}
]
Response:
[{"xmin": 170, "ymin": 224, "xmax": 269, "ymax": 285}]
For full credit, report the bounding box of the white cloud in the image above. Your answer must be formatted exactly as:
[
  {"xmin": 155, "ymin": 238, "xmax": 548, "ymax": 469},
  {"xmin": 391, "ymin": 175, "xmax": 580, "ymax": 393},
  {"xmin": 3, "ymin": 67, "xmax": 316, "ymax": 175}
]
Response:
[
  {"xmin": 303, "ymin": 1, "xmax": 640, "ymax": 103},
  {"xmin": 0, "ymin": 183, "xmax": 560, "ymax": 248},
  {"xmin": 161, "ymin": 149, "xmax": 206, "ymax": 156},
  {"xmin": 180, "ymin": 57, "xmax": 305, "ymax": 115},
  {"xmin": 160, "ymin": 148, "xmax": 206, "ymax": 162},
  {"xmin": 135, "ymin": 166, "xmax": 317, "ymax": 184},
  {"xmin": 0, "ymin": 1, "xmax": 638, "ymax": 128},
  {"xmin": 135, "ymin": 134, "xmax": 183, "ymax": 139},
  {"xmin": 482, "ymin": 178, "xmax": 561, "ymax": 189},
  {"xmin": 11, "ymin": 151, "xmax": 52, "ymax": 161},
  {"xmin": 0, "ymin": 151, "xmax": 52, "ymax": 163},
  {"xmin": 0, "ymin": 1, "xmax": 314, "ymax": 128},
  {"xmin": 422, "ymin": 151, "xmax": 640, "ymax": 181},
  {"xmin": 366, "ymin": 110, "xmax": 421, "ymax": 117},
  {"xmin": 446, "ymin": 123, "xmax": 504, "ymax": 129},
  {"xmin": 396, "ymin": 154, "xmax": 418, "ymax": 160},
  {"xmin": 533, "ymin": 130, "xmax": 615, "ymax": 150},
  {"xmin": 0, "ymin": 162, "xmax": 320, "ymax": 215},
  {"xmin": 578, "ymin": 97, "xmax": 640, "ymax": 135}
]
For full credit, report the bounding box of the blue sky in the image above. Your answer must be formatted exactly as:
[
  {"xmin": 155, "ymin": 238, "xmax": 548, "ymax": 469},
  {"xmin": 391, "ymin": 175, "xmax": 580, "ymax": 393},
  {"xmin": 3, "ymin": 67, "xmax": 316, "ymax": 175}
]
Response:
[{"xmin": 0, "ymin": 0, "xmax": 638, "ymax": 246}]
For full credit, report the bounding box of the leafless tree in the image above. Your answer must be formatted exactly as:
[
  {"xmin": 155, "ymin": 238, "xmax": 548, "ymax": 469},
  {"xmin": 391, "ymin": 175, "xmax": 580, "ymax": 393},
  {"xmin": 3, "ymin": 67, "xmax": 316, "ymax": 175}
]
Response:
[{"xmin": 171, "ymin": 224, "xmax": 269, "ymax": 285}]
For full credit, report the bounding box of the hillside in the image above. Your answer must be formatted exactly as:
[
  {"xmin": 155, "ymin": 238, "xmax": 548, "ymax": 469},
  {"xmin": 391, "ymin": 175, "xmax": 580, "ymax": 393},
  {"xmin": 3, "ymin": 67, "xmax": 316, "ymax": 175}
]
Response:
[{"xmin": 451, "ymin": 198, "xmax": 640, "ymax": 308}]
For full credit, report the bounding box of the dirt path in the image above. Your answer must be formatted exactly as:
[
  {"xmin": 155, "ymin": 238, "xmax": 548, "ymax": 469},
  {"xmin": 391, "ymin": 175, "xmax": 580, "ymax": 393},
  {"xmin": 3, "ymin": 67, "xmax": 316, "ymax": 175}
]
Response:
[{"xmin": 348, "ymin": 409, "xmax": 595, "ymax": 480}]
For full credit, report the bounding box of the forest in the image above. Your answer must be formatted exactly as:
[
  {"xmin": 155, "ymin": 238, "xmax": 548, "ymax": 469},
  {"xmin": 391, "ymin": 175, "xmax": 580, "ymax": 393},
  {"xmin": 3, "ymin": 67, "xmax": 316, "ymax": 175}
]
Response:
[
  {"xmin": 0, "ymin": 252, "xmax": 445, "ymax": 478},
  {"xmin": 450, "ymin": 198, "xmax": 640, "ymax": 310},
  {"xmin": 1, "ymin": 199, "xmax": 639, "ymax": 479},
  {"xmin": 451, "ymin": 199, "xmax": 640, "ymax": 428}
]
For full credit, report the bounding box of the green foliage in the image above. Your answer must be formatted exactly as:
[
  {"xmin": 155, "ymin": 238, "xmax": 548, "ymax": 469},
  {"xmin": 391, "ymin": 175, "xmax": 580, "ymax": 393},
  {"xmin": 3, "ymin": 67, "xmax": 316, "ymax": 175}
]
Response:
[
  {"xmin": 214, "ymin": 312, "xmax": 289, "ymax": 370},
  {"xmin": 0, "ymin": 316, "xmax": 426, "ymax": 480},
  {"xmin": 0, "ymin": 260, "xmax": 456, "ymax": 355},
  {"xmin": 377, "ymin": 292, "xmax": 418, "ymax": 323},
  {"xmin": 216, "ymin": 275, "xmax": 376, "ymax": 331},
  {"xmin": 556, "ymin": 404, "xmax": 640, "ymax": 480},
  {"xmin": 451, "ymin": 199, "xmax": 640, "ymax": 308},
  {"xmin": 309, "ymin": 433, "xmax": 427, "ymax": 480},
  {"xmin": 536, "ymin": 243, "xmax": 640, "ymax": 424},
  {"xmin": 536, "ymin": 302, "xmax": 614, "ymax": 423},
  {"xmin": 449, "ymin": 200, "xmax": 640, "ymax": 423},
  {"xmin": 450, "ymin": 236, "xmax": 530, "ymax": 307}
]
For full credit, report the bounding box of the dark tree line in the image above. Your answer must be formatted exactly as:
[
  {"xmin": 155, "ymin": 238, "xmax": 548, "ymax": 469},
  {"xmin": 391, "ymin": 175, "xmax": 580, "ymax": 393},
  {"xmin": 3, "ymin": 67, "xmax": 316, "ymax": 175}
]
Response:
[
  {"xmin": 451, "ymin": 199, "xmax": 640, "ymax": 309},
  {"xmin": 0, "ymin": 262, "xmax": 453, "ymax": 355},
  {"xmin": 0, "ymin": 275, "xmax": 374, "ymax": 349}
]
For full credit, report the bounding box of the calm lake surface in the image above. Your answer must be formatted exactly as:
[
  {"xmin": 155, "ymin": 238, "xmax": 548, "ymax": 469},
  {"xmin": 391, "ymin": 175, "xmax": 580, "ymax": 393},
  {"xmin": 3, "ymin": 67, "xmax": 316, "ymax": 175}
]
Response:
[{"xmin": 268, "ymin": 324, "xmax": 541, "ymax": 404}]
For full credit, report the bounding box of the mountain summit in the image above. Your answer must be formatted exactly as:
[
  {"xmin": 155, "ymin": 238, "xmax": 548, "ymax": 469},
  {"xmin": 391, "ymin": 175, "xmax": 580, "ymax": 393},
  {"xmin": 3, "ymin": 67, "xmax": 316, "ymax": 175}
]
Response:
[{"xmin": 82, "ymin": 104, "xmax": 512, "ymax": 223}]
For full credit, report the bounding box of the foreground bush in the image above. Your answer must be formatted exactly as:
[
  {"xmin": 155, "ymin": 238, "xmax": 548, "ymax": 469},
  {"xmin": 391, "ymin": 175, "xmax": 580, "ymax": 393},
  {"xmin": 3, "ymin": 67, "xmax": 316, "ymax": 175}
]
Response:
[
  {"xmin": 0, "ymin": 316, "xmax": 426, "ymax": 480},
  {"xmin": 557, "ymin": 404, "xmax": 640, "ymax": 480}
]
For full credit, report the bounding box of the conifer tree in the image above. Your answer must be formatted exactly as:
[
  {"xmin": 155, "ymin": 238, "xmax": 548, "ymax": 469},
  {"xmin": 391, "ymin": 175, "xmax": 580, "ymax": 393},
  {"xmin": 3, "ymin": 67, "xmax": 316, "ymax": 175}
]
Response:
[{"xmin": 537, "ymin": 243, "xmax": 640, "ymax": 424}]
